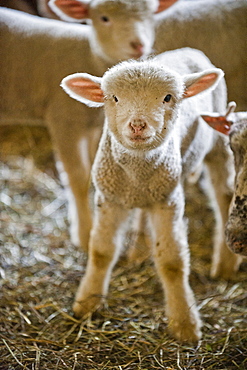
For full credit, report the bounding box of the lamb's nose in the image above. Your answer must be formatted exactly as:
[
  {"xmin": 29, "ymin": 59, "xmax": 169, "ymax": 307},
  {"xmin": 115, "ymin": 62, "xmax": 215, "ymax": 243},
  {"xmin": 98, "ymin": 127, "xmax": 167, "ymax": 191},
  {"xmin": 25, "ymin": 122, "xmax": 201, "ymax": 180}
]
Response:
[
  {"xmin": 129, "ymin": 120, "xmax": 146, "ymax": 134},
  {"xmin": 130, "ymin": 41, "xmax": 144, "ymax": 54}
]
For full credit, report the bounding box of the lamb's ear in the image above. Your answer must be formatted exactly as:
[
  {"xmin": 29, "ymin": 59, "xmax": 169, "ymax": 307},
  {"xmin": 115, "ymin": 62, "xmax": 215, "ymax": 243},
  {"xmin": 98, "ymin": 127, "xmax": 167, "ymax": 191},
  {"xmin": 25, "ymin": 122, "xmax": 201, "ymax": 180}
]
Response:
[
  {"xmin": 48, "ymin": 0, "xmax": 90, "ymax": 22},
  {"xmin": 156, "ymin": 0, "xmax": 178, "ymax": 13},
  {"xmin": 201, "ymin": 101, "xmax": 237, "ymax": 135},
  {"xmin": 201, "ymin": 114, "xmax": 231, "ymax": 135},
  {"xmin": 61, "ymin": 73, "xmax": 104, "ymax": 108},
  {"xmin": 183, "ymin": 68, "xmax": 224, "ymax": 99}
]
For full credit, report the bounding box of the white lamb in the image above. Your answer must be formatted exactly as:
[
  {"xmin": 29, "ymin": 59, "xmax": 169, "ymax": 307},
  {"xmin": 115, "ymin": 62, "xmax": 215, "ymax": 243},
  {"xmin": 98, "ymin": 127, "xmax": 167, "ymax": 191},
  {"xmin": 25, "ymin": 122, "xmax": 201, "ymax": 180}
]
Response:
[
  {"xmin": 61, "ymin": 48, "xmax": 241, "ymax": 343},
  {"xmin": 0, "ymin": 0, "xmax": 168, "ymax": 250},
  {"xmin": 1, "ymin": 0, "xmax": 246, "ymax": 257}
]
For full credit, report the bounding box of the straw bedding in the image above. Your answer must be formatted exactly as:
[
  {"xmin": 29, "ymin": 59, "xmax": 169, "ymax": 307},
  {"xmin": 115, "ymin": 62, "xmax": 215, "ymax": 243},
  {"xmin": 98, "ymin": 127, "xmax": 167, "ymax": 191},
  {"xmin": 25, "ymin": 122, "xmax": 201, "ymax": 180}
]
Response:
[{"xmin": 0, "ymin": 126, "xmax": 246, "ymax": 369}]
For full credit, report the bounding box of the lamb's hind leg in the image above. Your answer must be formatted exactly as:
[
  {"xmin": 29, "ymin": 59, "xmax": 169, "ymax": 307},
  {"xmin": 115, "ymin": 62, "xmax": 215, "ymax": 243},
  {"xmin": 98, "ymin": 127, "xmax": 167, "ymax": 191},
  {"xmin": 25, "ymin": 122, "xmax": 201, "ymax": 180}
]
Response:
[
  {"xmin": 205, "ymin": 139, "xmax": 242, "ymax": 280},
  {"xmin": 73, "ymin": 197, "xmax": 129, "ymax": 318},
  {"xmin": 150, "ymin": 185, "xmax": 202, "ymax": 343}
]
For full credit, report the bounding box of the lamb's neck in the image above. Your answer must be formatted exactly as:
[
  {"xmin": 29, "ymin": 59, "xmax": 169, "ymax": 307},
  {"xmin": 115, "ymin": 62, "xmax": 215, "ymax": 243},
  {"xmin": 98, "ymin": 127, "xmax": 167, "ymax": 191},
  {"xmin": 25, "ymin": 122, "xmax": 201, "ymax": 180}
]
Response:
[
  {"xmin": 110, "ymin": 133, "xmax": 177, "ymax": 174},
  {"xmin": 90, "ymin": 34, "xmax": 118, "ymax": 76}
]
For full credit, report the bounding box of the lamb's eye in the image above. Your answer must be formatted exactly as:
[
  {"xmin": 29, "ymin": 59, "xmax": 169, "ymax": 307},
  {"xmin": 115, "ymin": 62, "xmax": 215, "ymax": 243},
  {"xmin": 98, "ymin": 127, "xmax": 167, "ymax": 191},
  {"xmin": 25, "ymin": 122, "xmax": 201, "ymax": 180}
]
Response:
[
  {"xmin": 101, "ymin": 15, "xmax": 110, "ymax": 22},
  {"xmin": 113, "ymin": 95, "xmax": 118, "ymax": 102},
  {"xmin": 164, "ymin": 94, "xmax": 172, "ymax": 103}
]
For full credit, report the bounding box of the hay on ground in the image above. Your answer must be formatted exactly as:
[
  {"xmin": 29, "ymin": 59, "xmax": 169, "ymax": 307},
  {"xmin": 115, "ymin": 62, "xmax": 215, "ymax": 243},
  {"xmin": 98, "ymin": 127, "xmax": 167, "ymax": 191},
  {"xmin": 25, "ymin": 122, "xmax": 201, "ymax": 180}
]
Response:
[{"xmin": 0, "ymin": 126, "xmax": 246, "ymax": 369}]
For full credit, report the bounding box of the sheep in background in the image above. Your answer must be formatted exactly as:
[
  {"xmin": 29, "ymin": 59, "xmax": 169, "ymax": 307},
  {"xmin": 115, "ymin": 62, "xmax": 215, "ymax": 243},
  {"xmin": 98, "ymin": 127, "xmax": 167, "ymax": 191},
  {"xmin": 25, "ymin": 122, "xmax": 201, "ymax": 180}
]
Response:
[
  {"xmin": 201, "ymin": 102, "xmax": 247, "ymax": 256},
  {"xmin": 154, "ymin": 0, "xmax": 247, "ymax": 111},
  {"xmin": 61, "ymin": 48, "xmax": 241, "ymax": 342},
  {"xmin": 0, "ymin": 1, "xmax": 169, "ymax": 250}
]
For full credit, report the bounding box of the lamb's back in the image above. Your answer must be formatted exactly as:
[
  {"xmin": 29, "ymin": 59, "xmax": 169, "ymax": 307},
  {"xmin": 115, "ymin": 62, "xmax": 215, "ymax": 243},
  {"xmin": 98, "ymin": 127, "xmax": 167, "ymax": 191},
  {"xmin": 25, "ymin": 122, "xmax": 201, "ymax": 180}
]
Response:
[{"xmin": 0, "ymin": 8, "xmax": 93, "ymax": 124}]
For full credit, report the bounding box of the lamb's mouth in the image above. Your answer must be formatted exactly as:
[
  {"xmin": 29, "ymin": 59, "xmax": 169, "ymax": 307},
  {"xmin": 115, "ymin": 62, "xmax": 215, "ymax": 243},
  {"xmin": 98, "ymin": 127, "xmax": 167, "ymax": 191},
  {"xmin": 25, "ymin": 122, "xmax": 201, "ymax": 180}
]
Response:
[
  {"xmin": 129, "ymin": 135, "xmax": 151, "ymax": 142},
  {"xmin": 129, "ymin": 52, "xmax": 144, "ymax": 59}
]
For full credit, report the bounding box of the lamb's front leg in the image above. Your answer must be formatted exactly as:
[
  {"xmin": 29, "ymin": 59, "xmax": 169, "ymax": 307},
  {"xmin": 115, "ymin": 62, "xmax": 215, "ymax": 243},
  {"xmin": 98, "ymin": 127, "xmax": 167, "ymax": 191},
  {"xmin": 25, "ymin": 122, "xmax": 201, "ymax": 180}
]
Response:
[
  {"xmin": 150, "ymin": 186, "xmax": 202, "ymax": 343},
  {"xmin": 73, "ymin": 199, "xmax": 128, "ymax": 318}
]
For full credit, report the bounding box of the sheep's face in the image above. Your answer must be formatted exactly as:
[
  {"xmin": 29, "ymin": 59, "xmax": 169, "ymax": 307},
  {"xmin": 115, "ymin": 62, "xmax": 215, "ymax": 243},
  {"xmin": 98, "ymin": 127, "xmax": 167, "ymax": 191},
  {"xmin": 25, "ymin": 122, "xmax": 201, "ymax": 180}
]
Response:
[
  {"xmin": 102, "ymin": 63, "xmax": 184, "ymax": 151},
  {"xmin": 89, "ymin": 0, "xmax": 158, "ymax": 64},
  {"xmin": 225, "ymin": 117, "xmax": 247, "ymax": 255}
]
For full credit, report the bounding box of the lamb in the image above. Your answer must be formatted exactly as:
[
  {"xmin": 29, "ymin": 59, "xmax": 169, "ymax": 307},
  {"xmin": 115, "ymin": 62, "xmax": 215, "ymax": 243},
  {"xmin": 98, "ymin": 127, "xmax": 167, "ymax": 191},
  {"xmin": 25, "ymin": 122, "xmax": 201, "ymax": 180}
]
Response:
[
  {"xmin": 201, "ymin": 102, "xmax": 247, "ymax": 256},
  {"xmin": 61, "ymin": 48, "xmax": 242, "ymax": 342},
  {"xmin": 154, "ymin": 0, "xmax": 247, "ymax": 111},
  {"xmin": 1, "ymin": 0, "xmax": 246, "ymax": 256},
  {"xmin": 0, "ymin": 0, "xmax": 169, "ymax": 250}
]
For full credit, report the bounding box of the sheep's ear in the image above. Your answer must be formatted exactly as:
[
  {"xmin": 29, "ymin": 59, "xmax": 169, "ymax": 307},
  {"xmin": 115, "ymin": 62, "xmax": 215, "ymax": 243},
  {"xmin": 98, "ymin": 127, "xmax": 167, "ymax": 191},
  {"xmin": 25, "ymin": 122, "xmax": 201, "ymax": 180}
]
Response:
[
  {"xmin": 48, "ymin": 0, "xmax": 90, "ymax": 22},
  {"xmin": 201, "ymin": 114, "xmax": 231, "ymax": 135},
  {"xmin": 61, "ymin": 73, "xmax": 104, "ymax": 108},
  {"xmin": 182, "ymin": 68, "xmax": 224, "ymax": 99},
  {"xmin": 200, "ymin": 101, "xmax": 236, "ymax": 135},
  {"xmin": 156, "ymin": 0, "xmax": 178, "ymax": 13}
]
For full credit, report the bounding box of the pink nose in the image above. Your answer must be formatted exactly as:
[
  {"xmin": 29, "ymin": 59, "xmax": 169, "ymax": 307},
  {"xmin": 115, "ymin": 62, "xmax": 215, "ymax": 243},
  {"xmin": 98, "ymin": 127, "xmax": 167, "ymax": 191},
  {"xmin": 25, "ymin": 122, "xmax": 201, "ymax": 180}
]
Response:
[
  {"xmin": 130, "ymin": 41, "xmax": 144, "ymax": 54},
  {"xmin": 129, "ymin": 120, "xmax": 146, "ymax": 134}
]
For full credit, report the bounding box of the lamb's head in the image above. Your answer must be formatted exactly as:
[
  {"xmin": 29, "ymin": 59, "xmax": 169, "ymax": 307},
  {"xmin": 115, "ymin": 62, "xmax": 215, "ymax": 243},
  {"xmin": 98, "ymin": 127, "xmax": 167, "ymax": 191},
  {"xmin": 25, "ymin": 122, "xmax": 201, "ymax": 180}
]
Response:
[
  {"xmin": 201, "ymin": 104, "xmax": 247, "ymax": 256},
  {"xmin": 49, "ymin": 0, "xmax": 178, "ymax": 64},
  {"xmin": 61, "ymin": 59, "xmax": 223, "ymax": 152},
  {"xmin": 101, "ymin": 60, "xmax": 185, "ymax": 151},
  {"xmin": 89, "ymin": 0, "xmax": 158, "ymax": 62}
]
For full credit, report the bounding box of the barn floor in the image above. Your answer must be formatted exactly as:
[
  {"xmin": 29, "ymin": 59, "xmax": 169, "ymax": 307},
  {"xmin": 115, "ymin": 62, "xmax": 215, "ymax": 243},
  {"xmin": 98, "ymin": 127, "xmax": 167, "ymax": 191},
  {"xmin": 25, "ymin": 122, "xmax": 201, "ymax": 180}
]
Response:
[{"xmin": 0, "ymin": 126, "xmax": 246, "ymax": 369}]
